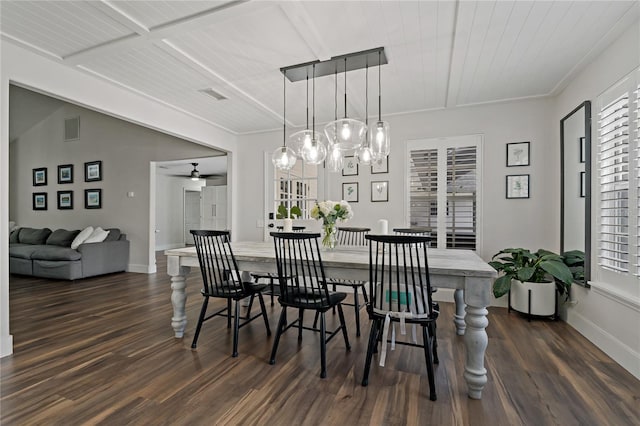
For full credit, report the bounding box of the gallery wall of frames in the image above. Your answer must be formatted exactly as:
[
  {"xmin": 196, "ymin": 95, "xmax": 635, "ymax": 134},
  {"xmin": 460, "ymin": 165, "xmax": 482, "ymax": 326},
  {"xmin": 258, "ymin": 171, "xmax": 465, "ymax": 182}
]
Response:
[{"xmin": 32, "ymin": 161, "xmax": 103, "ymax": 211}]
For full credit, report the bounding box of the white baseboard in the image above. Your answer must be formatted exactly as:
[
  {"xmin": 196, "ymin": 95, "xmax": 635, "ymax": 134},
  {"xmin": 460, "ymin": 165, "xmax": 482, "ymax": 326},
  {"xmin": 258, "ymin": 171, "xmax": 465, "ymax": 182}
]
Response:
[
  {"xmin": 128, "ymin": 264, "xmax": 154, "ymax": 274},
  {"xmin": 0, "ymin": 334, "xmax": 13, "ymax": 358},
  {"xmin": 567, "ymin": 309, "xmax": 640, "ymax": 380}
]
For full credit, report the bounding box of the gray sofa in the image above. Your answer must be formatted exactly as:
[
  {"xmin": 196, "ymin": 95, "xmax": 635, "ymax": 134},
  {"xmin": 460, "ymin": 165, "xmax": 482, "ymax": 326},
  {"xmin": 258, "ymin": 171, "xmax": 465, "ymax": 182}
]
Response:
[{"xmin": 9, "ymin": 227, "xmax": 129, "ymax": 280}]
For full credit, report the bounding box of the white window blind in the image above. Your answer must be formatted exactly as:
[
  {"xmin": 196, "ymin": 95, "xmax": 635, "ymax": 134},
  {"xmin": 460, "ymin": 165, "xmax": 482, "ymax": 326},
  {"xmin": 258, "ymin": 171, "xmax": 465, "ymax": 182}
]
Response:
[
  {"xmin": 407, "ymin": 136, "xmax": 480, "ymax": 251},
  {"xmin": 597, "ymin": 69, "xmax": 640, "ymax": 281},
  {"xmin": 598, "ymin": 92, "xmax": 629, "ymax": 272}
]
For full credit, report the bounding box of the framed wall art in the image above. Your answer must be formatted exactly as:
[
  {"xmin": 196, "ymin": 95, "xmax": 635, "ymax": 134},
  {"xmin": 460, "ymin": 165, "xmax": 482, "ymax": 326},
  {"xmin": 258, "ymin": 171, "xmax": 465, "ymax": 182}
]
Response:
[
  {"xmin": 33, "ymin": 192, "xmax": 47, "ymax": 210},
  {"xmin": 58, "ymin": 164, "xmax": 73, "ymax": 184},
  {"xmin": 33, "ymin": 167, "xmax": 47, "ymax": 186},
  {"xmin": 371, "ymin": 156, "xmax": 389, "ymax": 174},
  {"xmin": 506, "ymin": 174, "xmax": 530, "ymax": 199},
  {"xmin": 342, "ymin": 156, "xmax": 358, "ymax": 176},
  {"xmin": 85, "ymin": 161, "xmax": 102, "ymax": 182},
  {"xmin": 57, "ymin": 191, "xmax": 73, "ymax": 209},
  {"xmin": 506, "ymin": 142, "xmax": 530, "ymax": 167},
  {"xmin": 342, "ymin": 182, "xmax": 359, "ymax": 202},
  {"xmin": 85, "ymin": 189, "xmax": 102, "ymax": 209},
  {"xmin": 371, "ymin": 181, "xmax": 389, "ymax": 202}
]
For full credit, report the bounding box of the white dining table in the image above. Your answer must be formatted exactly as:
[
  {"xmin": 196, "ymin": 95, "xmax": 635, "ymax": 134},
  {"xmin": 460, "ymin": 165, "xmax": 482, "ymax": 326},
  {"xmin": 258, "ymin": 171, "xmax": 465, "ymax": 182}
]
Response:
[{"xmin": 165, "ymin": 241, "xmax": 496, "ymax": 399}]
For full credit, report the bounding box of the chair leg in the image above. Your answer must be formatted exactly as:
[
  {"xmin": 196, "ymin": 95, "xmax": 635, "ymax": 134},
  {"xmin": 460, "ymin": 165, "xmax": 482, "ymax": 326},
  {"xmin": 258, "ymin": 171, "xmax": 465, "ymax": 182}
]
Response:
[
  {"xmin": 298, "ymin": 308, "xmax": 305, "ymax": 341},
  {"xmin": 246, "ymin": 294, "xmax": 255, "ymax": 317},
  {"xmin": 361, "ymin": 319, "xmax": 379, "ymax": 386},
  {"xmin": 269, "ymin": 277, "xmax": 275, "ymax": 306},
  {"xmin": 336, "ymin": 304, "xmax": 351, "ymax": 351},
  {"xmin": 422, "ymin": 325, "xmax": 437, "ymax": 401},
  {"xmin": 232, "ymin": 299, "xmax": 240, "ymax": 357},
  {"xmin": 269, "ymin": 307, "xmax": 287, "ymax": 365},
  {"xmin": 257, "ymin": 292, "xmax": 271, "ymax": 336},
  {"xmin": 332, "ymin": 284, "xmax": 336, "ymax": 315},
  {"xmin": 353, "ymin": 288, "xmax": 361, "ymax": 337},
  {"xmin": 191, "ymin": 296, "xmax": 209, "ymax": 349},
  {"xmin": 431, "ymin": 322, "xmax": 439, "ymax": 364},
  {"xmin": 313, "ymin": 311, "xmax": 319, "ymax": 329},
  {"xmin": 361, "ymin": 285, "xmax": 369, "ymax": 304},
  {"xmin": 319, "ymin": 311, "xmax": 327, "ymax": 378},
  {"xmin": 227, "ymin": 299, "xmax": 232, "ymax": 329}
]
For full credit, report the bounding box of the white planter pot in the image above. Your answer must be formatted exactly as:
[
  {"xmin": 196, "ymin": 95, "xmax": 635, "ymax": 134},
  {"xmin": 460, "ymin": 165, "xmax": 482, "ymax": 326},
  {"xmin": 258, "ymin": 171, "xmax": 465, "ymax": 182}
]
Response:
[{"xmin": 509, "ymin": 279, "xmax": 556, "ymax": 317}]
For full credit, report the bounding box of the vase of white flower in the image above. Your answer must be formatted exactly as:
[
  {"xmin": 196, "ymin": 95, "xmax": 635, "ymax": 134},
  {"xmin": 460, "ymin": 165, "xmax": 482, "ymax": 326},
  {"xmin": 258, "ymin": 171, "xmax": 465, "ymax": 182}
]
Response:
[{"xmin": 310, "ymin": 200, "xmax": 354, "ymax": 250}]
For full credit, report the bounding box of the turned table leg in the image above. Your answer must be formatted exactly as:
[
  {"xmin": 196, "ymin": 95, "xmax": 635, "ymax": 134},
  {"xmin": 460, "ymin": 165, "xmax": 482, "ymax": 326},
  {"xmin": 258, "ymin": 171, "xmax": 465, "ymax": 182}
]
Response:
[
  {"xmin": 463, "ymin": 304, "xmax": 488, "ymax": 399},
  {"xmin": 168, "ymin": 255, "xmax": 190, "ymax": 338},
  {"xmin": 453, "ymin": 289, "xmax": 466, "ymax": 336}
]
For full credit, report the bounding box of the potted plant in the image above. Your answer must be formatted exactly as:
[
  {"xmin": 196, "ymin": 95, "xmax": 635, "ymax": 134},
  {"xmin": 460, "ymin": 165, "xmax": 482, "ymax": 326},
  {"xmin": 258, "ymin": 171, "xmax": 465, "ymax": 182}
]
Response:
[
  {"xmin": 489, "ymin": 248, "xmax": 574, "ymax": 317},
  {"xmin": 276, "ymin": 204, "xmax": 302, "ymax": 219}
]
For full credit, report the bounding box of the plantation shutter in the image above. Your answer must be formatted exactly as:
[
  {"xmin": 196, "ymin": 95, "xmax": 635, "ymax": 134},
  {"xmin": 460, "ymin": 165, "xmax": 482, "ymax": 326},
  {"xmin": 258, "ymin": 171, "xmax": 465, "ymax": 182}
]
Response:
[
  {"xmin": 635, "ymin": 82, "xmax": 640, "ymax": 276},
  {"xmin": 408, "ymin": 135, "xmax": 481, "ymax": 251}
]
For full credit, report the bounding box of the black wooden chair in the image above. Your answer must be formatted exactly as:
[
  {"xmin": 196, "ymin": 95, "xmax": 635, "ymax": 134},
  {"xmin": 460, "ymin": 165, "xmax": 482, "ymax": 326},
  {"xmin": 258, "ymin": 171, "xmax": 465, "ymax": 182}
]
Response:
[
  {"xmin": 252, "ymin": 226, "xmax": 306, "ymax": 305},
  {"xmin": 269, "ymin": 232, "xmax": 351, "ymax": 378},
  {"xmin": 325, "ymin": 227, "xmax": 371, "ymax": 337},
  {"xmin": 190, "ymin": 230, "xmax": 271, "ymax": 357},
  {"xmin": 361, "ymin": 234, "xmax": 439, "ymax": 401}
]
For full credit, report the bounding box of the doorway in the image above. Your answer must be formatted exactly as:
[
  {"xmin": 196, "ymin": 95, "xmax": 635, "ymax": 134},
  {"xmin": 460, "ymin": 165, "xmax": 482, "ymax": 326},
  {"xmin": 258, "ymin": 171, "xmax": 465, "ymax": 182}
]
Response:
[{"xmin": 184, "ymin": 189, "xmax": 201, "ymax": 245}]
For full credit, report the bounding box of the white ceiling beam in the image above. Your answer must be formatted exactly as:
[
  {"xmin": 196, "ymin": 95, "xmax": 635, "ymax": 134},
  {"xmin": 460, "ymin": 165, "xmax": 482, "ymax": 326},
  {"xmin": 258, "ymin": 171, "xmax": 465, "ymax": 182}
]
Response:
[
  {"xmin": 89, "ymin": 1, "xmax": 150, "ymax": 35},
  {"xmin": 63, "ymin": 0, "xmax": 261, "ymax": 66}
]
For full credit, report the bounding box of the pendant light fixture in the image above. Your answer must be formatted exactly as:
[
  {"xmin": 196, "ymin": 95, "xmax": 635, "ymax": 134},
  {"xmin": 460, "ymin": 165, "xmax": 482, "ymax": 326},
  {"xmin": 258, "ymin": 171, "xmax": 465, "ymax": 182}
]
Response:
[
  {"xmin": 324, "ymin": 57, "xmax": 366, "ymax": 151},
  {"xmin": 300, "ymin": 63, "xmax": 327, "ymax": 165},
  {"xmin": 272, "ymin": 70, "xmax": 297, "ymax": 171},
  {"xmin": 354, "ymin": 60, "xmax": 373, "ymax": 165},
  {"xmin": 370, "ymin": 50, "xmax": 390, "ymax": 161},
  {"xmin": 326, "ymin": 66, "xmax": 343, "ymax": 173},
  {"xmin": 289, "ymin": 71, "xmax": 314, "ymax": 157},
  {"xmin": 190, "ymin": 163, "xmax": 201, "ymax": 181}
]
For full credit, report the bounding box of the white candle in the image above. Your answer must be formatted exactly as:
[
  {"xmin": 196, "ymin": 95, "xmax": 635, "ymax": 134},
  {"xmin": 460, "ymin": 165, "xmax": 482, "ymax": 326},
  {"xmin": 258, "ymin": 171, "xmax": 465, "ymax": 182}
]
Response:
[
  {"xmin": 283, "ymin": 218, "xmax": 293, "ymax": 232},
  {"xmin": 377, "ymin": 219, "xmax": 388, "ymax": 235}
]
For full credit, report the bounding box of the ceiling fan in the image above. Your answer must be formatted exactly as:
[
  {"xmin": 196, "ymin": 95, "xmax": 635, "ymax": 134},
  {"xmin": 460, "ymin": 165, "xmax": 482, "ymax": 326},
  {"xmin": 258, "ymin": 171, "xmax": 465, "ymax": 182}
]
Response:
[{"xmin": 189, "ymin": 163, "xmax": 201, "ymax": 181}]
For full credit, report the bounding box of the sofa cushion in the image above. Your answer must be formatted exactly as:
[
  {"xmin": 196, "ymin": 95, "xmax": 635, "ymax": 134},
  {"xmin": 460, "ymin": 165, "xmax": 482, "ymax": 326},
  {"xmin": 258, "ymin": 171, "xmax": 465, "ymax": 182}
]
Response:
[
  {"xmin": 46, "ymin": 229, "xmax": 80, "ymax": 247},
  {"xmin": 31, "ymin": 246, "xmax": 82, "ymax": 261},
  {"xmin": 9, "ymin": 244, "xmax": 42, "ymax": 259},
  {"xmin": 9, "ymin": 228, "xmax": 20, "ymax": 243},
  {"xmin": 104, "ymin": 228, "xmax": 121, "ymax": 241},
  {"xmin": 19, "ymin": 227, "xmax": 52, "ymax": 245},
  {"xmin": 84, "ymin": 227, "xmax": 109, "ymax": 244},
  {"xmin": 71, "ymin": 226, "xmax": 93, "ymax": 250}
]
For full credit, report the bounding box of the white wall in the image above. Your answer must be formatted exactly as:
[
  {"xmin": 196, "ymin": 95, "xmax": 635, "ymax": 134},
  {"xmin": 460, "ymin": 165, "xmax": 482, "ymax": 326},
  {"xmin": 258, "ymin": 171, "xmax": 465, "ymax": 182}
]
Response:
[
  {"xmin": 155, "ymin": 174, "xmax": 205, "ymax": 250},
  {"xmin": 554, "ymin": 21, "xmax": 640, "ymax": 379},
  {"xmin": 236, "ymin": 97, "xmax": 557, "ymax": 265},
  {"xmin": 1, "ymin": 41, "xmax": 238, "ymax": 357}
]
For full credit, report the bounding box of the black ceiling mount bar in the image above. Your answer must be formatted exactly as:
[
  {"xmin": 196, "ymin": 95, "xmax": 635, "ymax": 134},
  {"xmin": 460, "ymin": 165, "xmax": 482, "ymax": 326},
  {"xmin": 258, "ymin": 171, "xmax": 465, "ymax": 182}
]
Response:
[{"xmin": 280, "ymin": 47, "xmax": 387, "ymax": 82}]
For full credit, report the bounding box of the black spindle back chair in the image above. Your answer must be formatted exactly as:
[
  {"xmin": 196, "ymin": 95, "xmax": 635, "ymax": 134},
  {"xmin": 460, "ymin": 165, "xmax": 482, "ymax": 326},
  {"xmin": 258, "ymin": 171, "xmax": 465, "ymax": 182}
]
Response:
[
  {"xmin": 269, "ymin": 232, "xmax": 351, "ymax": 378},
  {"xmin": 190, "ymin": 230, "xmax": 271, "ymax": 357},
  {"xmin": 361, "ymin": 234, "xmax": 439, "ymax": 401},
  {"xmin": 337, "ymin": 227, "xmax": 370, "ymax": 246}
]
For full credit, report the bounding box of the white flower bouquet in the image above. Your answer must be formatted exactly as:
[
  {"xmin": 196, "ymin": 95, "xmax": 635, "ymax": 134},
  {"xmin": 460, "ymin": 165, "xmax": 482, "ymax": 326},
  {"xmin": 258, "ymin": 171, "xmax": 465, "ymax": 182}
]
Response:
[{"xmin": 310, "ymin": 200, "xmax": 353, "ymax": 248}]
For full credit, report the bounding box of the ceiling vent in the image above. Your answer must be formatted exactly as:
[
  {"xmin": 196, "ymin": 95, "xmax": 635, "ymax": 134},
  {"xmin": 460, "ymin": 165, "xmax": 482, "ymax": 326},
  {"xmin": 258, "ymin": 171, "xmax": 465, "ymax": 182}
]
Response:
[
  {"xmin": 199, "ymin": 88, "xmax": 228, "ymax": 101},
  {"xmin": 64, "ymin": 116, "xmax": 80, "ymax": 141}
]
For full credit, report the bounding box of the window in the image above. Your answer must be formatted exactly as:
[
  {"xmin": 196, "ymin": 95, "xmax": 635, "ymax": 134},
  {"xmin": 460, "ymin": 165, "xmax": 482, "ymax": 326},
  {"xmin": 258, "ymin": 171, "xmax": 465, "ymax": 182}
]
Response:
[
  {"xmin": 407, "ymin": 135, "xmax": 481, "ymax": 251},
  {"xmin": 274, "ymin": 161, "xmax": 318, "ymax": 219},
  {"xmin": 596, "ymin": 69, "xmax": 639, "ymax": 283}
]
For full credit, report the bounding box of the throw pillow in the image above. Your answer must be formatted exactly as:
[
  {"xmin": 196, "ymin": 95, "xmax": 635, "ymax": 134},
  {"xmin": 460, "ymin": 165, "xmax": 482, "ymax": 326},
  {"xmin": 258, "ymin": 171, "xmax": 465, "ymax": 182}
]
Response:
[
  {"xmin": 83, "ymin": 227, "xmax": 110, "ymax": 244},
  {"xmin": 71, "ymin": 226, "xmax": 94, "ymax": 250},
  {"xmin": 9, "ymin": 228, "xmax": 20, "ymax": 243},
  {"xmin": 18, "ymin": 227, "xmax": 52, "ymax": 244},
  {"xmin": 46, "ymin": 229, "xmax": 81, "ymax": 247}
]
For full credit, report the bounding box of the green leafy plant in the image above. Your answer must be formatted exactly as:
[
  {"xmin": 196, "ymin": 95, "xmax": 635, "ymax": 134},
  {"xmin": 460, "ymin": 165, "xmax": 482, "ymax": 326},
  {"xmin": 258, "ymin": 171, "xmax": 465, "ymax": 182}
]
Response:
[
  {"xmin": 276, "ymin": 204, "xmax": 302, "ymax": 219},
  {"xmin": 562, "ymin": 250, "xmax": 585, "ymax": 283},
  {"xmin": 489, "ymin": 248, "xmax": 574, "ymax": 299}
]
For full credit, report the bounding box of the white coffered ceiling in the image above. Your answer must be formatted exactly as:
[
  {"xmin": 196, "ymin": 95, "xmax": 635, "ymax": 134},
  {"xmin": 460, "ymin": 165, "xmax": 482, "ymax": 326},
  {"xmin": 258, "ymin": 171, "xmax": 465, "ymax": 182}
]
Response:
[{"xmin": 1, "ymin": 1, "xmax": 638, "ymax": 135}]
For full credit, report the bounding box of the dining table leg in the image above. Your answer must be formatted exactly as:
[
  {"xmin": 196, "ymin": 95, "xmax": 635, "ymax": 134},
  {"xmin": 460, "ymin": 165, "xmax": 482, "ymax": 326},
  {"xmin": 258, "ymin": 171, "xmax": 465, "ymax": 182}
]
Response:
[
  {"xmin": 453, "ymin": 289, "xmax": 466, "ymax": 335},
  {"xmin": 167, "ymin": 255, "xmax": 191, "ymax": 338},
  {"xmin": 461, "ymin": 277, "xmax": 491, "ymax": 399}
]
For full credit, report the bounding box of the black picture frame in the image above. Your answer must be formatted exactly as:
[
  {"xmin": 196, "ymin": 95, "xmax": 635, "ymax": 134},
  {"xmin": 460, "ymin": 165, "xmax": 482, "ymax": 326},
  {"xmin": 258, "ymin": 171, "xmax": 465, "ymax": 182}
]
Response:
[
  {"xmin": 58, "ymin": 164, "xmax": 74, "ymax": 184},
  {"xmin": 84, "ymin": 161, "xmax": 102, "ymax": 182},
  {"xmin": 33, "ymin": 192, "xmax": 47, "ymax": 210},
  {"xmin": 506, "ymin": 142, "xmax": 530, "ymax": 167},
  {"xmin": 85, "ymin": 189, "xmax": 102, "ymax": 209},
  {"xmin": 33, "ymin": 168, "xmax": 47, "ymax": 186},
  {"xmin": 579, "ymin": 137, "xmax": 586, "ymax": 163},
  {"xmin": 580, "ymin": 171, "xmax": 586, "ymax": 198},
  {"xmin": 57, "ymin": 191, "xmax": 73, "ymax": 209},
  {"xmin": 342, "ymin": 182, "xmax": 359, "ymax": 202},
  {"xmin": 371, "ymin": 156, "xmax": 389, "ymax": 174},
  {"xmin": 506, "ymin": 174, "xmax": 530, "ymax": 199},
  {"xmin": 371, "ymin": 181, "xmax": 389, "ymax": 202},
  {"xmin": 342, "ymin": 156, "xmax": 358, "ymax": 176}
]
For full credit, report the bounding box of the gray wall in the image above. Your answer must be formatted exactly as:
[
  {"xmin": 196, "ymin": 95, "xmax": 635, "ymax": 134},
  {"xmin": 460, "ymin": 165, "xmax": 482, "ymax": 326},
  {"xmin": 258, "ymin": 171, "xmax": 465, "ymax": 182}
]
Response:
[{"xmin": 9, "ymin": 88, "xmax": 221, "ymax": 272}]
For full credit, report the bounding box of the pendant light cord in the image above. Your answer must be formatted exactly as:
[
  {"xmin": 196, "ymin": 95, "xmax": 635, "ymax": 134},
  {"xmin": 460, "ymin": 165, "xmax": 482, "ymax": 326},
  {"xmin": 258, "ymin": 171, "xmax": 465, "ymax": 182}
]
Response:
[
  {"xmin": 305, "ymin": 71, "xmax": 309, "ymax": 130},
  {"xmin": 344, "ymin": 57, "xmax": 348, "ymax": 119},
  {"xmin": 378, "ymin": 51, "xmax": 382, "ymax": 122},
  {"xmin": 312, "ymin": 64, "xmax": 316, "ymax": 134},
  {"xmin": 334, "ymin": 65, "xmax": 338, "ymax": 121},
  {"xmin": 283, "ymin": 70, "xmax": 286, "ymax": 147}
]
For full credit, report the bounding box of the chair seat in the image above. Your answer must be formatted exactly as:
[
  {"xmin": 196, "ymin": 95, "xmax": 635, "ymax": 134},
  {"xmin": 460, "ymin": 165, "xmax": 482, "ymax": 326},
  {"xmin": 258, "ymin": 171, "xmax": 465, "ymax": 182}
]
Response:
[
  {"xmin": 326, "ymin": 278, "xmax": 367, "ymax": 286},
  {"xmin": 279, "ymin": 290, "xmax": 346, "ymax": 310},
  {"xmin": 202, "ymin": 281, "xmax": 268, "ymax": 299}
]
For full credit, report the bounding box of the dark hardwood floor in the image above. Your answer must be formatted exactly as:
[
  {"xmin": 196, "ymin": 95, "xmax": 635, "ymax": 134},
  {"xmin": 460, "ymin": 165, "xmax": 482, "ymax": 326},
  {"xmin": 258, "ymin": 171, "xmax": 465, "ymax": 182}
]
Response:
[{"xmin": 1, "ymin": 252, "xmax": 638, "ymax": 425}]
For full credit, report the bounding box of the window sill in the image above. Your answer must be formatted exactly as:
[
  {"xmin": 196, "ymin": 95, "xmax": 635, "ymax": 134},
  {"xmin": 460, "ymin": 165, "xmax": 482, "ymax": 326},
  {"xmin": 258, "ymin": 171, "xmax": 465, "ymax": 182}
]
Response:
[{"xmin": 588, "ymin": 280, "xmax": 640, "ymax": 313}]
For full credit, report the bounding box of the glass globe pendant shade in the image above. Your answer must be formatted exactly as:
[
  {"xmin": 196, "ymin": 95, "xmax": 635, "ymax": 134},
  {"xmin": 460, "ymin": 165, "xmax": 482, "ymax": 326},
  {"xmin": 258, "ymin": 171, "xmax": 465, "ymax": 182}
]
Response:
[
  {"xmin": 355, "ymin": 142, "xmax": 373, "ymax": 165},
  {"xmin": 290, "ymin": 129, "xmax": 321, "ymax": 158},
  {"xmin": 272, "ymin": 146, "xmax": 297, "ymax": 171},
  {"xmin": 301, "ymin": 137, "xmax": 327, "ymax": 165},
  {"xmin": 324, "ymin": 118, "xmax": 366, "ymax": 151},
  {"xmin": 370, "ymin": 120, "xmax": 390, "ymax": 160},
  {"xmin": 326, "ymin": 143, "xmax": 343, "ymax": 172}
]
